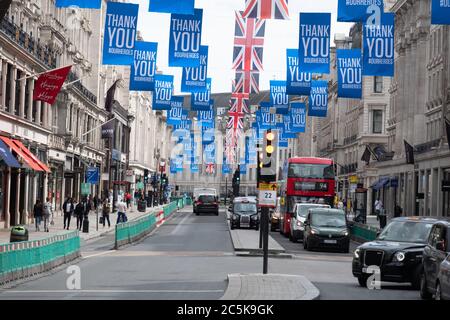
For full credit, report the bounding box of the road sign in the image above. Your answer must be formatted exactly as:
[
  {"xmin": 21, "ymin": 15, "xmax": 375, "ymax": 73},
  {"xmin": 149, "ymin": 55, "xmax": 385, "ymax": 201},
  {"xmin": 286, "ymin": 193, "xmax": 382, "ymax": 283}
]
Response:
[
  {"xmin": 86, "ymin": 167, "xmax": 99, "ymax": 185},
  {"xmin": 81, "ymin": 183, "xmax": 91, "ymax": 195},
  {"xmin": 258, "ymin": 182, "xmax": 277, "ymax": 208}
]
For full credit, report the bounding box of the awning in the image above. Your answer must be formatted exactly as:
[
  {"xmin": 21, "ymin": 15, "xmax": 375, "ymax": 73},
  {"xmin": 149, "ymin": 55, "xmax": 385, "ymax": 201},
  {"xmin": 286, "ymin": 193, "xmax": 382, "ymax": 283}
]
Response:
[
  {"xmin": 0, "ymin": 139, "xmax": 21, "ymax": 168},
  {"xmin": 371, "ymin": 177, "xmax": 390, "ymax": 191},
  {"xmin": 12, "ymin": 139, "xmax": 51, "ymax": 173},
  {"xmin": 0, "ymin": 137, "xmax": 50, "ymax": 172}
]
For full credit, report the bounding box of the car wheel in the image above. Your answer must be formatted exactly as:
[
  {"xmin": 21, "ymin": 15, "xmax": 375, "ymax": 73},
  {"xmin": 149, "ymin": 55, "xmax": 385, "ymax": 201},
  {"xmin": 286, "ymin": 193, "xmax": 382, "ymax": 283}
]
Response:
[
  {"xmin": 195, "ymin": 212, "xmax": 199, "ymax": 216},
  {"xmin": 289, "ymin": 232, "xmax": 294, "ymax": 242},
  {"xmin": 303, "ymin": 237, "xmax": 307, "ymax": 250},
  {"xmin": 411, "ymin": 267, "xmax": 422, "ymax": 290},
  {"xmin": 435, "ymin": 282, "xmax": 442, "ymax": 301},
  {"xmin": 420, "ymin": 272, "xmax": 432, "ymax": 300},
  {"xmin": 358, "ymin": 275, "xmax": 369, "ymax": 288},
  {"xmin": 255, "ymin": 224, "xmax": 259, "ymax": 231},
  {"xmin": 306, "ymin": 239, "xmax": 312, "ymax": 251},
  {"xmin": 215, "ymin": 211, "xmax": 219, "ymax": 216},
  {"xmin": 230, "ymin": 224, "xmax": 235, "ymax": 230},
  {"xmin": 270, "ymin": 224, "xmax": 276, "ymax": 232}
]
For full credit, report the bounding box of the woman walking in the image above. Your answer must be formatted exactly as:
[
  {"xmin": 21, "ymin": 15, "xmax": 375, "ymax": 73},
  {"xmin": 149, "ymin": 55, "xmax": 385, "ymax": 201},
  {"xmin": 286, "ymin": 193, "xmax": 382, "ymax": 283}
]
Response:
[
  {"xmin": 102, "ymin": 198, "xmax": 111, "ymax": 228},
  {"xmin": 33, "ymin": 200, "xmax": 43, "ymax": 231}
]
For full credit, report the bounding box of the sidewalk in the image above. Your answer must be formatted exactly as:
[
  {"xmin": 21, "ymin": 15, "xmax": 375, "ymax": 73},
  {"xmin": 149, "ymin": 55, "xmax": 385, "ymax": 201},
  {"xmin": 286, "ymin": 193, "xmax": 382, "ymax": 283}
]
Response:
[
  {"xmin": 0, "ymin": 204, "xmax": 164, "ymax": 245},
  {"xmin": 347, "ymin": 214, "xmax": 380, "ymax": 229},
  {"xmin": 221, "ymin": 273, "xmax": 320, "ymax": 300}
]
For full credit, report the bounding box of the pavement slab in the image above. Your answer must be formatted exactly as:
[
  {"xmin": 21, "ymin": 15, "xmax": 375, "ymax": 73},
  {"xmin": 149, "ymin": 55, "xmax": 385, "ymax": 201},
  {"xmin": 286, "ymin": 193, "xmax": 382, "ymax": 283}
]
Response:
[
  {"xmin": 229, "ymin": 229, "xmax": 285, "ymax": 253},
  {"xmin": 221, "ymin": 273, "xmax": 320, "ymax": 300}
]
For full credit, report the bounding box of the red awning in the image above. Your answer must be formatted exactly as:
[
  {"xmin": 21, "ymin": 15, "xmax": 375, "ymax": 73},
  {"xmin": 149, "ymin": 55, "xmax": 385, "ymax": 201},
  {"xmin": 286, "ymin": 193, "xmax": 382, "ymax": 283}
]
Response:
[
  {"xmin": 0, "ymin": 136, "xmax": 43, "ymax": 172},
  {"xmin": 12, "ymin": 139, "xmax": 51, "ymax": 173}
]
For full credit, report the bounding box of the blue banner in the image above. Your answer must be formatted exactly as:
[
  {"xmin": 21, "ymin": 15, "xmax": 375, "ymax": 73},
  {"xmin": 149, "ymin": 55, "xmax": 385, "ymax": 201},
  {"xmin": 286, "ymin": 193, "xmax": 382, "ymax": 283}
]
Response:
[
  {"xmin": 245, "ymin": 137, "xmax": 250, "ymax": 164},
  {"xmin": 282, "ymin": 115, "xmax": 297, "ymax": 139},
  {"xmin": 298, "ymin": 13, "xmax": 331, "ymax": 74},
  {"xmin": 363, "ymin": 12, "xmax": 395, "ymax": 76},
  {"xmin": 56, "ymin": 0, "xmax": 101, "ymax": 8},
  {"xmin": 153, "ymin": 74, "xmax": 174, "ymax": 110},
  {"xmin": 202, "ymin": 126, "xmax": 215, "ymax": 145},
  {"xmin": 167, "ymin": 97, "xmax": 186, "ymax": 125},
  {"xmin": 337, "ymin": 49, "xmax": 362, "ymax": 99},
  {"xmin": 270, "ymin": 81, "xmax": 289, "ymax": 114},
  {"xmin": 290, "ymin": 103, "xmax": 306, "ymax": 133},
  {"xmin": 337, "ymin": 0, "xmax": 384, "ymax": 22},
  {"xmin": 276, "ymin": 124, "xmax": 289, "ymax": 148},
  {"xmin": 130, "ymin": 41, "xmax": 158, "ymax": 91},
  {"xmin": 191, "ymin": 133, "xmax": 199, "ymax": 173},
  {"xmin": 170, "ymin": 156, "xmax": 183, "ymax": 173},
  {"xmin": 181, "ymin": 45, "xmax": 208, "ymax": 93},
  {"xmin": 286, "ymin": 48, "xmax": 312, "ymax": 96},
  {"xmin": 191, "ymin": 78, "xmax": 211, "ymax": 111},
  {"xmin": 175, "ymin": 119, "xmax": 192, "ymax": 132},
  {"xmin": 204, "ymin": 143, "xmax": 215, "ymax": 164},
  {"xmin": 198, "ymin": 108, "xmax": 215, "ymax": 128},
  {"xmin": 149, "ymin": 0, "xmax": 195, "ymax": 15},
  {"xmin": 240, "ymin": 162, "xmax": 247, "ymax": 174},
  {"xmin": 309, "ymin": 81, "xmax": 328, "ymax": 117},
  {"xmin": 102, "ymin": 2, "xmax": 138, "ymax": 65},
  {"xmin": 169, "ymin": 9, "xmax": 203, "ymax": 67},
  {"xmin": 257, "ymin": 103, "xmax": 276, "ymax": 129},
  {"xmin": 222, "ymin": 163, "xmax": 230, "ymax": 174},
  {"xmin": 431, "ymin": 0, "xmax": 450, "ymax": 25}
]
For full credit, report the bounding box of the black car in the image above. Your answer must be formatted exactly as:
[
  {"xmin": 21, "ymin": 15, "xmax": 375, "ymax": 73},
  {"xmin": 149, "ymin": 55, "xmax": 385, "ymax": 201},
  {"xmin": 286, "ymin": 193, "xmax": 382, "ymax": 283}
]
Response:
[
  {"xmin": 303, "ymin": 208, "xmax": 350, "ymax": 253},
  {"xmin": 194, "ymin": 195, "xmax": 219, "ymax": 216},
  {"xmin": 352, "ymin": 217, "xmax": 437, "ymax": 288},
  {"xmin": 421, "ymin": 220, "xmax": 450, "ymax": 300},
  {"xmin": 230, "ymin": 197, "xmax": 259, "ymax": 230}
]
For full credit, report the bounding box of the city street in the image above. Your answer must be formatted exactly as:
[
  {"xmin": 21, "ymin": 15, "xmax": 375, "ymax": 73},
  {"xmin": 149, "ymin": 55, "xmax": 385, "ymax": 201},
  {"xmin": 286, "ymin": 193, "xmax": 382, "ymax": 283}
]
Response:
[{"xmin": 0, "ymin": 206, "xmax": 420, "ymax": 300}]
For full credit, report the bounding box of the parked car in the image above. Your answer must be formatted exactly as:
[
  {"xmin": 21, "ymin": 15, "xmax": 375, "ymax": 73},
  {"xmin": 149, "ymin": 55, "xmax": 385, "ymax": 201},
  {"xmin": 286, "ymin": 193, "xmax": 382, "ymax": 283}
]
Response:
[
  {"xmin": 230, "ymin": 197, "xmax": 259, "ymax": 230},
  {"xmin": 194, "ymin": 194, "xmax": 219, "ymax": 216},
  {"xmin": 290, "ymin": 203, "xmax": 330, "ymax": 242},
  {"xmin": 352, "ymin": 217, "xmax": 437, "ymax": 288},
  {"xmin": 303, "ymin": 208, "xmax": 349, "ymax": 253},
  {"xmin": 270, "ymin": 201, "xmax": 281, "ymax": 231},
  {"xmin": 421, "ymin": 220, "xmax": 450, "ymax": 300}
]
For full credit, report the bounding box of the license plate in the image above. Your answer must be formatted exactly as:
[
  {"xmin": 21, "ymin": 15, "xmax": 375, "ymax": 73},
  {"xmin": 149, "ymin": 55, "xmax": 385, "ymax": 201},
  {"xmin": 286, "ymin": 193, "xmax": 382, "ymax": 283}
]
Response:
[
  {"xmin": 324, "ymin": 240, "xmax": 337, "ymax": 244},
  {"xmin": 241, "ymin": 223, "xmax": 249, "ymax": 227}
]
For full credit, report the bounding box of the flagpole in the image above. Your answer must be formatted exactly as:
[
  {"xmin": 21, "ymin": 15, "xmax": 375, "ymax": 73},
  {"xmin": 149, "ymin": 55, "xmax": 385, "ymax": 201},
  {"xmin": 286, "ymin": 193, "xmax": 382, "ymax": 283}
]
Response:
[
  {"xmin": 17, "ymin": 64, "xmax": 75, "ymax": 81},
  {"xmin": 62, "ymin": 75, "xmax": 89, "ymax": 89},
  {"xmin": 81, "ymin": 116, "xmax": 116, "ymax": 138}
]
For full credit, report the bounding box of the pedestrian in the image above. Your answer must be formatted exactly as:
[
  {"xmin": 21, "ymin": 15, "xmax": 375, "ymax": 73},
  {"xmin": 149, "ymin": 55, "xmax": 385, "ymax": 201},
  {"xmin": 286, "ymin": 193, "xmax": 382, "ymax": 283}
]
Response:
[
  {"xmin": 125, "ymin": 192, "xmax": 131, "ymax": 208},
  {"xmin": 74, "ymin": 199, "xmax": 84, "ymax": 231},
  {"xmin": 375, "ymin": 199, "xmax": 383, "ymax": 220},
  {"xmin": 42, "ymin": 197, "xmax": 53, "ymax": 232},
  {"xmin": 93, "ymin": 195, "xmax": 99, "ymax": 211},
  {"xmin": 85, "ymin": 196, "xmax": 92, "ymax": 218},
  {"xmin": 102, "ymin": 198, "xmax": 111, "ymax": 228},
  {"xmin": 63, "ymin": 196, "xmax": 74, "ymax": 230},
  {"xmin": 116, "ymin": 199, "xmax": 127, "ymax": 224},
  {"xmin": 394, "ymin": 204, "xmax": 403, "ymax": 218},
  {"xmin": 33, "ymin": 199, "xmax": 43, "ymax": 231}
]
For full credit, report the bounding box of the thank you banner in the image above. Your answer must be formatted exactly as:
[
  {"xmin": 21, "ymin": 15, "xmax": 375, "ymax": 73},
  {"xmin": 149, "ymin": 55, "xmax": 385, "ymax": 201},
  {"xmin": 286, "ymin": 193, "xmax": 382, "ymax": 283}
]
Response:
[
  {"xmin": 309, "ymin": 80, "xmax": 328, "ymax": 117},
  {"xmin": 153, "ymin": 74, "xmax": 174, "ymax": 110},
  {"xmin": 103, "ymin": 2, "xmax": 138, "ymax": 65},
  {"xmin": 337, "ymin": 49, "xmax": 362, "ymax": 99},
  {"xmin": 298, "ymin": 13, "xmax": 331, "ymax": 74},
  {"xmin": 169, "ymin": 9, "xmax": 203, "ymax": 67},
  {"xmin": 286, "ymin": 49, "xmax": 311, "ymax": 96},
  {"xmin": 181, "ymin": 45, "xmax": 208, "ymax": 92},
  {"xmin": 130, "ymin": 41, "xmax": 158, "ymax": 91}
]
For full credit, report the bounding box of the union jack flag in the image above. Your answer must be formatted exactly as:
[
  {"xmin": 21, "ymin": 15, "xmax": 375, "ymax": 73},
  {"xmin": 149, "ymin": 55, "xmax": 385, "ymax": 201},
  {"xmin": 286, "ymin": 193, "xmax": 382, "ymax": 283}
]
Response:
[
  {"xmin": 205, "ymin": 163, "xmax": 215, "ymax": 174},
  {"xmin": 234, "ymin": 69, "xmax": 260, "ymax": 94},
  {"xmin": 232, "ymin": 11, "xmax": 265, "ymax": 72},
  {"xmin": 243, "ymin": 0, "xmax": 289, "ymax": 20}
]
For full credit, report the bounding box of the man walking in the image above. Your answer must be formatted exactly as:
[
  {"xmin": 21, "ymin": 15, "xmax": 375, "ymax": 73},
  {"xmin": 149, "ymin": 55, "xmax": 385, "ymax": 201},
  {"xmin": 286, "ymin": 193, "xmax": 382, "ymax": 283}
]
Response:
[
  {"xmin": 42, "ymin": 197, "xmax": 53, "ymax": 232},
  {"xmin": 63, "ymin": 196, "xmax": 74, "ymax": 230},
  {"xmin": 74, "ymin": 199, "xmax": 84, "ymax": 231},
  {"xmin": 116, "ymin": 199, "xmax": 127, "ymax": 224}
]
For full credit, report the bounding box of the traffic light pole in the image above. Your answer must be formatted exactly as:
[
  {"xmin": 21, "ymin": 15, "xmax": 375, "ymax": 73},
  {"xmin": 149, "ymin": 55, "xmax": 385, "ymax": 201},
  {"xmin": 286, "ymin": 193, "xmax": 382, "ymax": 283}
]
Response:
[{"xmin": 261, "ymin": 206, "xmax": 269, "ymax": 274}]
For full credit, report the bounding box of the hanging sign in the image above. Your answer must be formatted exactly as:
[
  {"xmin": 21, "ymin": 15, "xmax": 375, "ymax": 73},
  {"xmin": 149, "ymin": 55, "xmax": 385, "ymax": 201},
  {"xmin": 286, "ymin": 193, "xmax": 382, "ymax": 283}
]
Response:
[
  {"xmin": 337, "ymin": 49, "xmax": 362, "ymax": 99},
  {"xmin": 102, "ymin": 2, "xmax": 138, "ymax": 65},
  {"xmin": 286, "ymin": 48, "xmax": 312, "ymax": 96},
  {"xmin": 130, "ymin": 41, "xmax": 158, "ymax": 91},
  {"xmin": 181, "ymin": 45, "xmax": 208, "ymax": 92},
  {"xmin": 149, "ymin": 0, "xmax": 195, "ymax": 15},
  {"xmin": 270, "ymin": 80, "xmax": 289, "ymax": 115},
  {"xmin": 309, "ymin": 80, "xmax": 328, "ymax": 117},
  {"xmin": 363, "ymin": 12, "xmax": 395, "ymax": 76},
  {"xmin": 432, "ymin": 0, "xmax": 450, "ymax": 25},
  {"xmin": 290, "ymin": 103, "xmax": 306, "ymax": 133},
  {"xmin": 338, "ymin": 0, "xmax": 385, "ymax": 22},
  {"xmin": 191, "ymin": 78, "xmax": 211, "ymax": 111},
  {"xmin": 153, "ymin": 74, "xmax": 174, "ymax": 110},
  {"xmin": 169, "ymin": 9, "xmax": 203, "ymax": 67},
  {"xmin": 298, "ymin": 12, "xmax": 331, "ymax": 74}
]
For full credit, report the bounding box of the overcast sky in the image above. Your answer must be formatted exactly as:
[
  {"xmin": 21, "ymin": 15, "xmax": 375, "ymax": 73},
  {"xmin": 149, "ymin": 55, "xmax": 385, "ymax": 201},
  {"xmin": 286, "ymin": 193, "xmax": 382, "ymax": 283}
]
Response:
[{"xmin": 132, "ymin": 0, "xmax": 353, "ymax": 94}]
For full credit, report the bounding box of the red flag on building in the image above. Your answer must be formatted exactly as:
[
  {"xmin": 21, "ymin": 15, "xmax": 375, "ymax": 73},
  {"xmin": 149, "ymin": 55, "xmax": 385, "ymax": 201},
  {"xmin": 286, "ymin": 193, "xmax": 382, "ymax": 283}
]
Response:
[{"xmin": 33, "ymin": 65, "xmax": 72, "ymax": 105}]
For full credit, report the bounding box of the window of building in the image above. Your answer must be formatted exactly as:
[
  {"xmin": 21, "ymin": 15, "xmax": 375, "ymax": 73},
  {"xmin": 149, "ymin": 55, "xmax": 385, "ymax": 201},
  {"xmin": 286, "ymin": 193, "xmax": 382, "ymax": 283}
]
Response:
[
  {"xmin": 372, "ymin": 110, "xmax": 383, "ymax": 134},
  {"xmin": 374, "ymin": 76, "xmax": 383, "ymax": 93}
]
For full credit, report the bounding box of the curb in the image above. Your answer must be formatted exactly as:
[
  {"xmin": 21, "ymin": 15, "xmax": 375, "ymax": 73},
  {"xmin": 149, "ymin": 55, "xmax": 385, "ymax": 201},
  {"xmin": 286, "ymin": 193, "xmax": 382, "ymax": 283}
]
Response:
[
  {"xmin": 235, "ymin": 251, "xmax": 293, "ymax": 259},
  {"xmin": 221, "ymin": 273, "xmax": 320, "ymax": 300}
]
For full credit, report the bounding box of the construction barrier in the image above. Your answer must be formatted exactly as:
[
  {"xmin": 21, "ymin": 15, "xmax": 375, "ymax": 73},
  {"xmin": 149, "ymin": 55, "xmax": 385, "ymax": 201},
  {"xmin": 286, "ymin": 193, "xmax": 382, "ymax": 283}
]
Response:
[
  {"xmin": 348, "ymin": 222, "xmax": 379, "ymax": 243},
  {"xmin": 0, "ymin": 230, "xmax": 80, "ymax": 285},
  {"xmin": 115, "ymin": 201, "xmax": 183, "ymax": 249}
]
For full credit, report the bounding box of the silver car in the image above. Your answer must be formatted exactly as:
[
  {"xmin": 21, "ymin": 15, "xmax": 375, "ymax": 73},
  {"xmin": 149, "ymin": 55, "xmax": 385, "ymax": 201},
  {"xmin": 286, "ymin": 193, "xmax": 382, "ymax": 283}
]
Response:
[{"xmin": 289, "ymin": 203, "xmax": 330, "ymax": 242}]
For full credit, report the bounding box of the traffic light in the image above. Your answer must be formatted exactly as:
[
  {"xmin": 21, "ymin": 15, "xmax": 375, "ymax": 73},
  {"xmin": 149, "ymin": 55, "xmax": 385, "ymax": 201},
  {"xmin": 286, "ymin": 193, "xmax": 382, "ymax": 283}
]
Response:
[
  {"xmin": 261, "ymin": 129, "xmax": 278, "ymax": 182},
  {"xmin": 232, "ymin": 167, "xmax": 240, "ymax": 196},
  {"xmin": 144, "ymin": 169, "xmax": 149, "ymax": 184}
]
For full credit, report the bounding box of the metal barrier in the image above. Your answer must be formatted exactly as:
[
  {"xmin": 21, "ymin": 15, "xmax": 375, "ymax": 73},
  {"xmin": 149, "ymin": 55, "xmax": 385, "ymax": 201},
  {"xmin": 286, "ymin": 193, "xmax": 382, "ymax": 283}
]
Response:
[
  {"xmin": 349, "ymin": 222, "xmax": 379, "ymax": 243},
  {"xmin": 115, "ymin": 201, "xmax": 182, "ymax": 249},
  {"xmin": 0, "ymin": 230, "xmax": 80, "ymax": 285}
]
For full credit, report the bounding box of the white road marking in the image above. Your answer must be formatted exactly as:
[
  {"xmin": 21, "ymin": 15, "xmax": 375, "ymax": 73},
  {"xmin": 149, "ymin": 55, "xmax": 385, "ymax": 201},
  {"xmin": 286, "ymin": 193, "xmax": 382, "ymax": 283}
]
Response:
[
  {"xmin": 2, "ymin": 289, "xmax": 224, "ymax": 294},
  {"xmin": 170, "ymin": 211, "xmax": 192, "ymax": 235},
  {"xmin": 82, "ymin": 250, "xmax": 116, "ymax": 259}
]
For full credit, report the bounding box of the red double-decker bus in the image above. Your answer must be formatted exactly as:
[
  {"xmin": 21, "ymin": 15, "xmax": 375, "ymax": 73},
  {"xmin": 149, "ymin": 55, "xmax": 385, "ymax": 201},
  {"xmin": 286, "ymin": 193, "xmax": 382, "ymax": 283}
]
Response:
[{"xmin": 279, "ymin": 157, "xmax": 336, "ymax": 236}]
